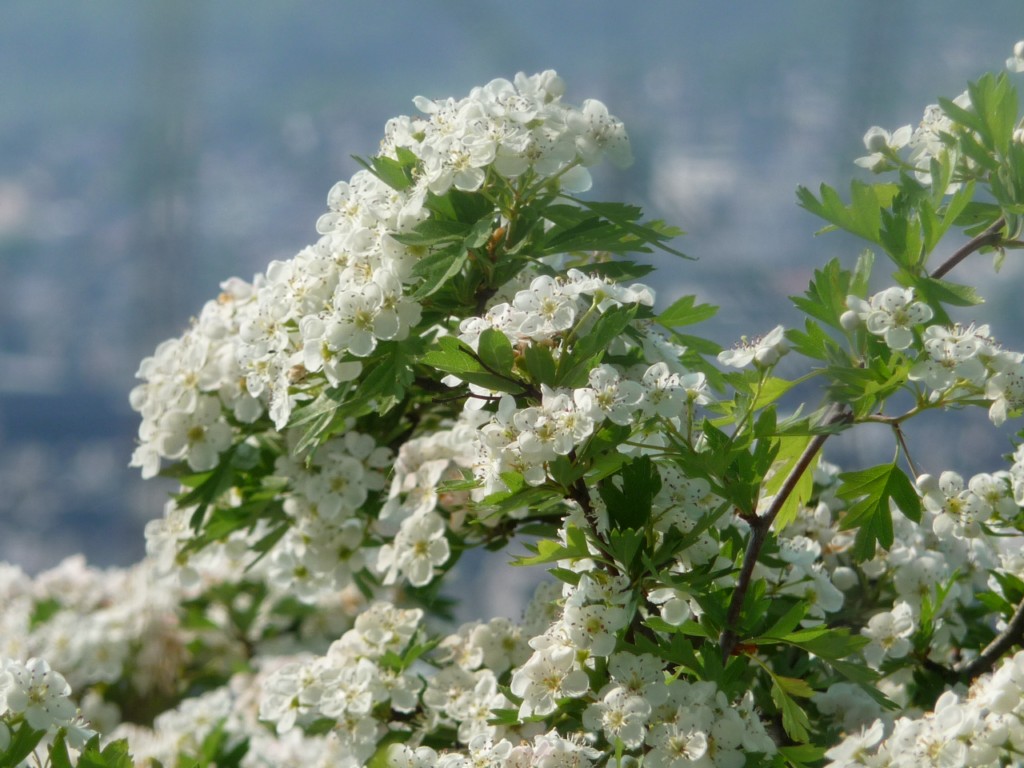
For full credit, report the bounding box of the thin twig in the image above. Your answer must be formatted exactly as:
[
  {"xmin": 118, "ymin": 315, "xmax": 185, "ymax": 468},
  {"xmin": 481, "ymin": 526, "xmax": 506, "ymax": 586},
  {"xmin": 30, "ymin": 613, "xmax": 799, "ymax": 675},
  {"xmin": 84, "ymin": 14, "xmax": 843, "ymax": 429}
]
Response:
[
  {"xmin": 720, "ymin": 403, "xmax": 852, "ymax": 661},
  {"xmin": 955, "ymin": 596, "xmax": 1024, "ymax": 682},
  {"xmin": 892, "ymin": 422, "xmax": 920, "ymax": 479},
  {"xmin": 930, "ymin": 217, "xmax": 1006, "ymax": 280}
]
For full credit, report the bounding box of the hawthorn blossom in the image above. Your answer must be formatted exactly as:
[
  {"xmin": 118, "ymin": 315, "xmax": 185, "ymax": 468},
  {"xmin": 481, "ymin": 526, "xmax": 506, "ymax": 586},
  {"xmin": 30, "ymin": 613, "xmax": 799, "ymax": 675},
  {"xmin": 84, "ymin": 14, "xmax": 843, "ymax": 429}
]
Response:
[
  {"xmin": 861, "ymin": 602, "xmax": 915, "ymax": 668},
  {"xmin": 844, "ymin": 288, "xmax": 933, "ymax": 350},
  {"xmin": 917, "ymin": 471, "xmax": 988, "ymax": 539},
  {"xmin": 985, "ymin": 355, "xmax": 1024, "ymax": 426},
  {"xmin": 377, "ymin": 510, "xmax": 451, "ymax": 587},
  {"xmin": 1007, "ymin": 40, "xmax": 1024, "ymax": 73},
  {"xmin": 1, "ymin": 657, "xmax": 78, "ymax": 732},
  {"xmin": 855, "ymin": 124, "xmax": 912, "ymax": 171},
  {"xmin": 574, "ymin": 365, "xmax": 644, "ymax": 426},
  {"xmin": 717, "ymin": 325, "xmax": 789, "ymax": 368},
  {"xmin": 582, "ymin": 687, "xmax": 651, "ymax": 749},
  {"xmin": 509, "ymin": 643, "xmax": 590, "ymax": 718}
]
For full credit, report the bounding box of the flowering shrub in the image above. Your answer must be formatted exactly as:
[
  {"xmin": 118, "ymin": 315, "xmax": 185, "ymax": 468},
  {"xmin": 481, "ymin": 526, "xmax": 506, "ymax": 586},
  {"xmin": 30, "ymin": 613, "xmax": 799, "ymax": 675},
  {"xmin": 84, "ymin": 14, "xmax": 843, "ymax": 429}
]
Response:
[{"xmin": 7, "ymin": 45, "xmax": 1024, "ymax": 768}]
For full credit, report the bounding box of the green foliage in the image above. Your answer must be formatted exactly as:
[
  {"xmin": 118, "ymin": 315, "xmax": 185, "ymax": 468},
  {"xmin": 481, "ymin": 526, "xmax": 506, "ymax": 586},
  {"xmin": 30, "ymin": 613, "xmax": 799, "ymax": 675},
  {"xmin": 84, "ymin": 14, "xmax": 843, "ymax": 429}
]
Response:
[{"xmin": 837, "ymin": 462, "xmax": 922, "ymax": 560}]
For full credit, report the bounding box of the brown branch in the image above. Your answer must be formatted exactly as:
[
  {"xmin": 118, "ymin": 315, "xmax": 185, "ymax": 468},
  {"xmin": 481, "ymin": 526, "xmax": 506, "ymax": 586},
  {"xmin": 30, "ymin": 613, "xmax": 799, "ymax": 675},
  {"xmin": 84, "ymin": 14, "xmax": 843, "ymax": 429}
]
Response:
[
  {"xmin": 956, "ymin": 596, "xmax": 1024, "ymax": 682},
  {"xmin": 720, "ymin": 403, "xmax": 852, "ymax": 661},
  {"xmin": 930, "ymin": 217, "xmax": 1006, "ymax": 280}
]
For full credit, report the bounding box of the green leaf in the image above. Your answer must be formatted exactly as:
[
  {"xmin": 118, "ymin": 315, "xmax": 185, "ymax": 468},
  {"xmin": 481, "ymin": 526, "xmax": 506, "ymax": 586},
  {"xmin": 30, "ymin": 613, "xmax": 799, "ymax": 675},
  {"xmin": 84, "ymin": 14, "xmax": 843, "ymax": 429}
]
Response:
[
  {"xmin": 49, "ymin": 732, "xmax": 73, "ymax": 768},
  {"xmin": 923, "ymin": 181, "xmax": 975, "ymax": 254},
  {"xmin": 913, "ymin": 276, "xmax": 985, "ymax": 308},
  {"xmin": 939, "ymin": 94, "xmax": 986, "ymax": 137},
  {"xmin": 522, "ymin": 342, "xmax": 557, "ymax": 386},
  {"xmin": 777, "ymin": 745, "xmax": 829, "ymax": 768},
  {"xmin": 512, "ymin": 524, "xmax": 591, "ymax": 566},
  {"xmin": 559, "ymin": 197, "xmax": 690, "ymax": 258},
  {"xmin": 410, "ymin": 245, "xmax": 468, "ymax": 299},
  {"xmin": 657, "ymin": 294, "xmax": 718, "ymax": 328},
  {"xmin": 420, "ymin": 336, "xmax": 480, "ymax": 375},
  {"xmin": 608, "ymin": 528, "xmax": 645, "ymax": 571},
  {"xmin": 797, "ymin": 181, "xmax": 898, "ymax": 245},
  {"xmin": 477, "ymin": 328, "xmax": 515, "ymax": 377},
  {"xmin": 762, "ymin": 433, "xmax": 815, "ymax": 532},
  {"xmin": 353, "ymin": 148, "xmax": 418, "ymax": 191},
  {"xmin": 597, "ymin": 456, "xmax": 660, "ymax": 531},
  {"xmin": 774, "ymin": 673, "xmax": 814, "ymax": 698},
  {"xmin": 76, "ymin": 737, "xmax": 135, "ymax": 768},
  {"xmin": 465, "ymin": 215, "xmax": 496, "ymax": 249},
  {"xmin": 837, "ymin": 461, "xmax": 922, "ymax": 560},
  {"xmin": 394, "ymin": 219, "xmax": 470, "ymax": 247},
  {"xmin": 29, "ymin": 596, "xmax": 62, "ymax": 628},
  {"xmin": 786, "ymin": 321, "xmax": 837, "ymax": 362},
  {"xmin": 173, "ymin": 454, "xmax": 238, "ymax": 533},
  {"xmin": 770, "ymin": 676, "xmax": 811, "ymax": 743},
  {"xmin": 761, "ymin": 600, "xmax": 807, "ymax": 640},
  {"xmin": 879, "ymin": 206, "xmax": 923, "ymax": 268},
  {"xmin": 790, "ymin": 257, "xmax": 858, "ymax": 330},
  {"xmin": 556, "ymin": 304, "xmax": 637, "ymax": 386},
  {"xmin": 357, "ymin": 341, "xmax": 417, "ymax": 408},
  {"xmin": 0, "ymin": 724, "xmax": 45, "ymax": 768},
  {"xmin": 420, "ymin": 336, "xmax": 523, "ymax": 394},
  {"xmin": 777, "ymin": 625, "xmax": 870, "ymax": 661}
]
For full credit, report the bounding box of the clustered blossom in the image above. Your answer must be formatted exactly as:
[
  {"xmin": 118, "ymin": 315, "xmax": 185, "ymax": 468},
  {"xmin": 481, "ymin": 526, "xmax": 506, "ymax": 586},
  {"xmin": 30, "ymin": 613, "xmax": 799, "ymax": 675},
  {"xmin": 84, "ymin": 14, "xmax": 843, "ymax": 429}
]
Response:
[
  {"xmin": 855, "ymin": 90, "xmax": 972, "ymax": 187},
  {"xmin": 765, "ymin": 459, "xmax": 1024, "ymax": 733},
  {"xmin": 247, "ymin": 581, "xmax": 778, "ymax": 768},
  {"xmin": 840, "ymin": 288, "xmax": 1024, "ymax": 427},
  {"xmin": 127, "ymin": 71, "xmax": 671, "ymax": 601},
  {"xmin": 0, "ymin": 557, "xmax": 185, "ymax": 700},
  {"xmin": 22, "ymin": 52, "xmax": 1024, "ymax": 768},
  {"xmin": 825, "ymin": 650, "xmax": 1024, "ymax": 768},
  {"xmin": 903, "ymin": 319, "xmax": 1024, "ymax": 426},
  {"xmin": 129, "ymin": 69, "xmax": 638, "ymax": 455}
]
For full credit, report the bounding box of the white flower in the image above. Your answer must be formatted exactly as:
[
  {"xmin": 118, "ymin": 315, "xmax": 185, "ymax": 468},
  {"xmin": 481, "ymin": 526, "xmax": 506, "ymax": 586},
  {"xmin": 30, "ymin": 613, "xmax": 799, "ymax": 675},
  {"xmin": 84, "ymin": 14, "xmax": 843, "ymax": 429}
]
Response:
[
  {"xmin": 570, "ymin": 99, "xmax": 633, "ymax": 169},
  {"xmin": 153, "ymin": 395, "xmax": 233, "ymax": 472},
  {"xmin": 509, "ymin": 644, "xmax": 590, "ymax": 718},
  {"xmin": 389, "ymin": 743, "xmax": 440, "ymax": 768},
  {"xmin": 377, "ymin": 510, "xmax": 451, "ymax": 587},
  {"xmin": 855, "ymin": 125, "xmax": 912, "ymax": 171},
  {"xmin": 846, "ymin": 288, "xmax": 933, "ymax": 350},
  {"xmin": 582, "ymin": 687, "xmax": 651, "ymax": 749},
  {"xmin": 2, "ymin": 657, "xmax": 78, "ymax": 732},
  {"xmin": 909, "ymin": 323, "xmax": 989, "ymax": 391},
  {"xmin": 1007, "ymin": 40, "xmax": 1024, "ymax": 73},
  {"xmin": 861, "ymin": 603, "xmax": 915, "ymax": 667},
  {"xmin": 918, "ymin": 471, "xmax": 987, "ymax": 539},
  {"xmin": 644, "ymin": 717, "xmax": 709, "ymax": 768},
  {"xmin": 824, "ymin": 719, "xmax": 885, "ymax": 765},
  {"xmin": 717, "ymin": 325, "xmax": 788, "ymax": 368},
  {"xmin": 512, "ymin": 275, "xmax": 578, "ymax": 339},
  {"xmin": 574, "ymin": 365, "xmax": 644, "ymax": 426},
  {"xmin": 514, "ymin": 385, "xmax": 593, "ymax": 462},
  {"xmin": 641, "ymin": 362, "xmax": 686, "ymax": 418},
  {"xmin": 986, "ymin": 357, "xmax": 1024, "ymax": 426}
]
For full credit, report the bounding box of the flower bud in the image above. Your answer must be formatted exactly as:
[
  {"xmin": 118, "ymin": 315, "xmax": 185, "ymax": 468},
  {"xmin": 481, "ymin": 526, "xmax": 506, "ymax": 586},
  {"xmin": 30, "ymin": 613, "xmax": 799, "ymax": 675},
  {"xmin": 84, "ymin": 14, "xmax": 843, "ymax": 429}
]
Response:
[
  {"xmin": 839, "ymin": 310, "xmax": 860, "ymax": 332},
  {"xmin": 915, "ymin": 473, "xmax": 939, "ymax": 495},
  {"xmin": 831, "ymin": 566, "xmax": 859, "ymax": 591}
]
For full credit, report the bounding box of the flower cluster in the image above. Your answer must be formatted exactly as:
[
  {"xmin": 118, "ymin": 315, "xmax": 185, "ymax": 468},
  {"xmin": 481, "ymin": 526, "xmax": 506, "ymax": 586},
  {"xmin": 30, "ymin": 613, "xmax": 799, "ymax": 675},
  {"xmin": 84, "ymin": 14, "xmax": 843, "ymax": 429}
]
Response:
[
  {"xmin": 841, "ymin": 288, "xmax": 1024, "ymax": 426},
  {"xmin": 825, "ymin": 650, "xmax": 1024, "ymax": 768},
  {"xmin": 854, "ymin": 91, "xmax": 971, "ymax": 186},
  {"xmin": 13, "ymin": 45, "xmax": 1024, "ymax": 768}
]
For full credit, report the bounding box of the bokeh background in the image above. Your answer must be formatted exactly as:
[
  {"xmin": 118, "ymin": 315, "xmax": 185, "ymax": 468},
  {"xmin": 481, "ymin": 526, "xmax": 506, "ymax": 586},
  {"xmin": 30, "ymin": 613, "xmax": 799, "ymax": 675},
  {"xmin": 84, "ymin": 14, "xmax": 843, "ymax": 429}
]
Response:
[{"xmin": 2, "ymin": 2, "xmax": 1023, "ymax": 590}]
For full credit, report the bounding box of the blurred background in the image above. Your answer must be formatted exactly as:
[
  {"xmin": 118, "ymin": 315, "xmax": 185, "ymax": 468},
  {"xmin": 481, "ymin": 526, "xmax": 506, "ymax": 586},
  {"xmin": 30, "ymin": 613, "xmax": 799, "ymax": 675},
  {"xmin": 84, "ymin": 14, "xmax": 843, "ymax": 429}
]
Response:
[{"xmin": 2, "ymin": 2, "xmax": 1023, "ymax": 584}]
